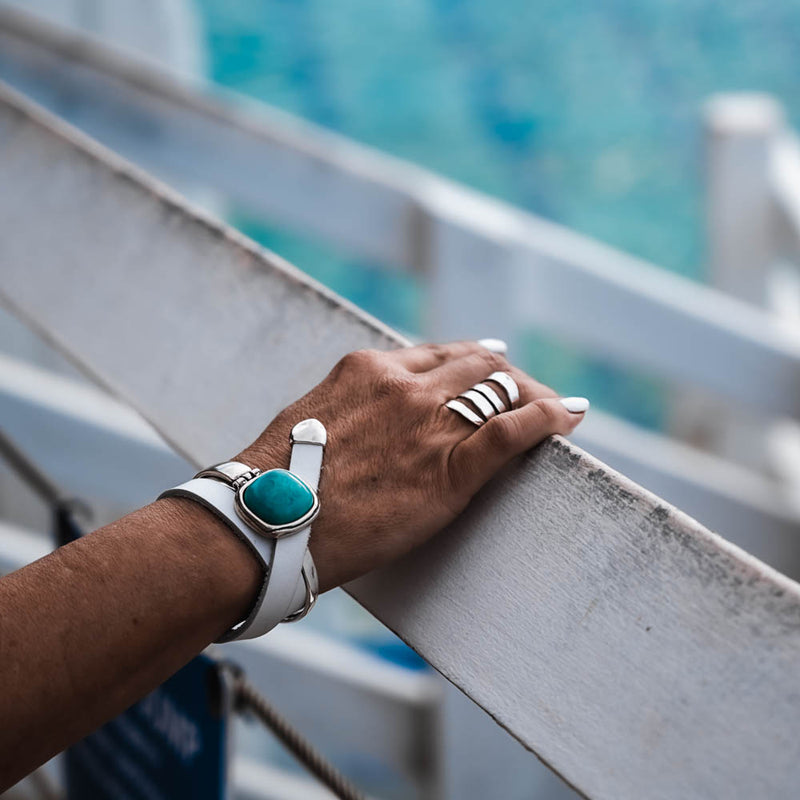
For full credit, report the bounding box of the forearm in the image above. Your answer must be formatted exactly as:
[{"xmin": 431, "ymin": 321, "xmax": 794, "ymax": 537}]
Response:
[
  {"xmin": 0, "ymin": 497, "xmax": 260, "ymax": 791},
  {"xmin": 0, "ymin": 341, "xmax": 586, "ymax": 790}
]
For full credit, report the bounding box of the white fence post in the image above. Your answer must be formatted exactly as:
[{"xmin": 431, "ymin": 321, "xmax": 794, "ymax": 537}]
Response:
[
  {"xmin": 706, "ymin": 93, "xmax": 783, "ymax": 305},
  {"xmin": 672, "ymin": 93, "xmax": 785, "ymax": 468},
  {"xmin": 420, "ymin": 192, "xmax": 520, "ymax": 359}
]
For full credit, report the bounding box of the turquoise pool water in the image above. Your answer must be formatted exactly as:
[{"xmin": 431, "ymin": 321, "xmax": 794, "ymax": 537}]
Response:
[{"xmin": 194, "ymin": 0, "xmax": 800, "ymax": 428}]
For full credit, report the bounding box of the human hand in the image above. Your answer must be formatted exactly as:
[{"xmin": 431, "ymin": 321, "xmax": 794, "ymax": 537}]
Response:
[{"xmin": 236, "ymin": 341, "xmax": 587, "ymax": 592}]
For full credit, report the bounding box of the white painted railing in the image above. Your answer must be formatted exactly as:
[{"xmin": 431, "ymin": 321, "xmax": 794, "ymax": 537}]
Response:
[
  {"xmin": 703, "ymin": 92, "xmax": 800, "ymax": 332},
  {"xmin": 1, "ymin": 4, "xmax": 800, "ymax": 422},
  {"xmin": 677, "ymin": 94, "xmax": 800, "ymax": 481},
  {"xmin": 5, "ymin": 4, "xmax": 800, "ymax": 797},
  {"xmin": 4, "ymin": 2, "xmax": 800, "ymax": 586},
  {"xmin": 4, "ymin": 349, "xmax": 800, "ymax": 579},
  {"xmin": 3, "ymin": 77, "xmax": 800, "ymax": 800}
]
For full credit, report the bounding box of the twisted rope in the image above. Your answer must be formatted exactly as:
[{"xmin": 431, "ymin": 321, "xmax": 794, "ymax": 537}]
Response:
[{"xmin": 230, "ymin": 669, "xmax": 367, "ymax": 800}]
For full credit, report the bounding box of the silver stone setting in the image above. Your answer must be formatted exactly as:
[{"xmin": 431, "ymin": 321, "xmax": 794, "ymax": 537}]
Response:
[{"xmin": 234, "ymin": 470, "xmax": 320, "ymax": 540}]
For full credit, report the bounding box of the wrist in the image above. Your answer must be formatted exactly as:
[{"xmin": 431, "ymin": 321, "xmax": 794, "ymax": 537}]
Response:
[
  {"xmin": 151, "ymin": 496, "xmax": 263, "ymax": 632},
  {"xmin": 159, "ymin": 417, "xmax": 326, "ymax": 641},
  {"xmin": 235, "ymin": 429, "xmax": 291, "ymax": 475}
]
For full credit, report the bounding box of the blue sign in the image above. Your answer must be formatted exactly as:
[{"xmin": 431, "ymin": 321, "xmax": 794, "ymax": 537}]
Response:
[{"xmin": 66, "ymin": 653, "xmax": 230, "ymax": 800}]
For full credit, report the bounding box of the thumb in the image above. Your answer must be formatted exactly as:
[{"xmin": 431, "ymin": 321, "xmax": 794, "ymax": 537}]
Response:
[{"xmin": 449, "ymin": 397, "xmax": 589, "ymax": 496}]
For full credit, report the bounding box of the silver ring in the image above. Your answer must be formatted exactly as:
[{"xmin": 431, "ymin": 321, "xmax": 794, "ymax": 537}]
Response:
[
  {"xmin": 472, "ymin": 382, "xmax": 507, "ymax": 414},
  {"xmin": 445, "ymin": 399, "xmax": 484, "ymax": 427},
  {"xmin": 459, "ymin": 389, "xmax": 497, "ymax": 421},
  {"xmin": 486, "ymin": 371, "xmax": 520, "ymax": 407}
]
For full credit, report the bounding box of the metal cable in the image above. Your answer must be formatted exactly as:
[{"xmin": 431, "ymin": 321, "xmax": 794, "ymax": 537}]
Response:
[
  {"xmin": 230, "ymin": 669, "xmax": 367, "ymax": 800},
  {"xmin": 0, "ymin": 427, "xmax": 63, "ymax": 507},
  {"xmin": 0, "ymin": 427, "xmax": 92, "ymax": 544}
]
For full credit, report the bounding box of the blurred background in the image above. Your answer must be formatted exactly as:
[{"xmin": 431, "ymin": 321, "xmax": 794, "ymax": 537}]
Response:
[{"xmin": 3, "ymin": 0, "xmax": 800, "ymax": 798}]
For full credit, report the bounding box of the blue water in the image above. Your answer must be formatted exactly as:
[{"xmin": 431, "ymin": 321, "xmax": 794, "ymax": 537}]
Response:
[{"xmin": 193, "ymin": 0, "xmax": 800, "ymax": 428}]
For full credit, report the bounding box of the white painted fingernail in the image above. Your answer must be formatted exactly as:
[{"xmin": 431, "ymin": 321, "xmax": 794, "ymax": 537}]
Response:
[
  {"xmin": 478, "ymin": 338, "xmax": 508, "ymax": 355},
  {"xmin": 560, "ymin": 397, "xmax": 590, "ymax": 413}
]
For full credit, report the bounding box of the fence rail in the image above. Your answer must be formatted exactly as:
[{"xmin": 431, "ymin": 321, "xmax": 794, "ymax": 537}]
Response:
[
  {"xmin": 2, "ymin": 77, "xmax": 800, "ymax": 799},
  {"xmin": 2, "ymin": 4, "xmax": 800, "ymax": 421}
]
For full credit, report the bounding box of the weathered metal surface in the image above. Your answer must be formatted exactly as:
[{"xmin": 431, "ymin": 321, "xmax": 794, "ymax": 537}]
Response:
[{"xmin": 2, "ymin": 82, "xmax": 800, "ymax": 799}]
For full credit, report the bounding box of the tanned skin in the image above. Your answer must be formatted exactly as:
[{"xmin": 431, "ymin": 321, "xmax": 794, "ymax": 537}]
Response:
[{"xmin": 0, "ymin": 341, "xmax": 585, "ymax": 790}]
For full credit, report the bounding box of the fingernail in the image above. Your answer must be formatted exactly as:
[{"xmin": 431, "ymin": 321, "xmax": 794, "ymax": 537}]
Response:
[
  {"xmin": 478, "ymin": 338, "xmax": 508, "ymax": 355},
  {"xmin": 560, "ymin": 397, "xmax": 590, "ymax": 414}
]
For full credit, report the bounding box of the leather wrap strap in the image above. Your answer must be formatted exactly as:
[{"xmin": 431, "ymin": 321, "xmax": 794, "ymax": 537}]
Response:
[
  {"xmin": 158, "ymin": 419, "xmax": 325, "ymax": 641},
  {"xmin": 251, "ymin": 425, "xmax": 324, "ymax": 634}
]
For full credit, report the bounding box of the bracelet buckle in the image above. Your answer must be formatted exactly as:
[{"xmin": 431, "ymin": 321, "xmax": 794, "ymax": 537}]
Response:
[{"xmin": 195, "ymin": 461, "xmax": 260, "ymax": 488}]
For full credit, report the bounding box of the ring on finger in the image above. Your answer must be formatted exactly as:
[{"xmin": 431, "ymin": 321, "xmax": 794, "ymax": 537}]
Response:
[
  {"xmin": 445, "ymin": 399, "xmax": 484, "ymax": 427},
  {"xmin": 459, "ymin": 389, "xmax": 497, "ymax": 421},
  {"xmin": 471, "ymin": 382, "xmax": 507, "ymax": 414},
  {"xmin": 445, "ymin": 372, "xmax": 520, "ymax": 427},
  {"xmin": 485, "ymin": 371, "xmax": 520, "ymax": 408}
]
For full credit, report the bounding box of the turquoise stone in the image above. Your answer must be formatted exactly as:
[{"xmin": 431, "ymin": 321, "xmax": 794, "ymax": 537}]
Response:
[{"xmin": 242, "ymin": 469, "xmax": 315, "ymax": 526}]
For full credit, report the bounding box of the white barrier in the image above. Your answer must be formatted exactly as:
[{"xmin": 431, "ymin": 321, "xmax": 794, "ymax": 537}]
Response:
[
  {"xmin": 2, "ymin": 80, "xmax": 800, "ymax": 799},
  {"xmin": 2, "ymin": 6, "xmax": 800, "ymax": 419}
]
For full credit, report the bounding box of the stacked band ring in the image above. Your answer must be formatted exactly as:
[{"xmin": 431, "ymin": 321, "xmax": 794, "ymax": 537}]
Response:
[{"xmin": 445, "ymin": 371, "xmax": 520, "ymax": 427}]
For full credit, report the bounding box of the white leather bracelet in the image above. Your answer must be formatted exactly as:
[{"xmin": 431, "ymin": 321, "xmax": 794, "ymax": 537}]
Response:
[
  {"xmin": 158, "ymin": 419, "xmax": 326, "ymax": 642},
  {"xmin": 253, "ymin": 420, "xmax": 324, "ymax": 633}
]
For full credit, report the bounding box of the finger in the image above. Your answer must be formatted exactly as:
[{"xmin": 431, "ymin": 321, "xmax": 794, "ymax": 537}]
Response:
[
  {"xmin": 427, "ymin": 349, "xmax": 512, "ymax": 394},
  {"xmin": 475, "ymin": 338, "xmax": 508, "ymax": 355},
  {"xmin": 429, "ymin": 352, "xmax": 557, "ymax": 403},
  {"xmin": 449, "ymin": 397, "xmax": 589, "ymax": 496},
  {"xmin": 393, "ymin": 340, "xmax": 500, "ymax": 373},
  {"xmin": 505, "ymin": 364, "xmax": 558, "ymax": 403},
  {"xmin": 442, "ymin": 399, "xmax": 486, "ymax": 431}
]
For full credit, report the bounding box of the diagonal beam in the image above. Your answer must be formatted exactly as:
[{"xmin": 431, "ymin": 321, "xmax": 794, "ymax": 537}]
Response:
[
  {"xmin": 2, "ymin": 5, "xmax": 800, "ymax": 418},
  {"xmin": 2, "ymin": 81, "xmax": 800, "ymax": 800}
]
